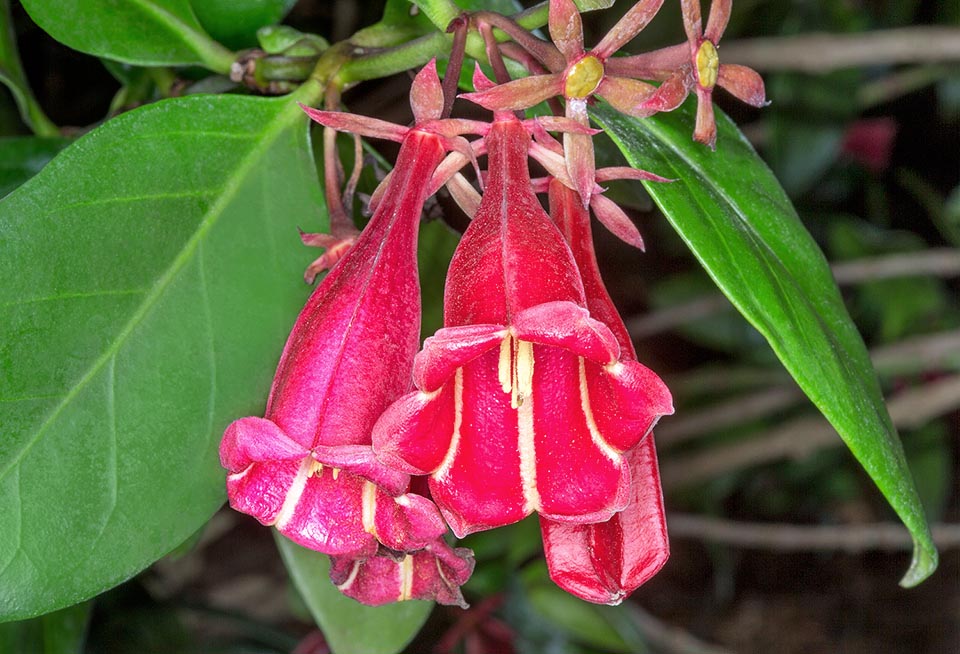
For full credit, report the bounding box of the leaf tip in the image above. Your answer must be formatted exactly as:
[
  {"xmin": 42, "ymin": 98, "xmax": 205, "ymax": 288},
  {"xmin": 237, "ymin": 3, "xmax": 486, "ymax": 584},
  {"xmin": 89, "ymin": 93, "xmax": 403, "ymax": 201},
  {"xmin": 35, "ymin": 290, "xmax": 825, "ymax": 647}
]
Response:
[{"xmin": 898, "ymin": 535, "xmax": 938, "ymax": 588}]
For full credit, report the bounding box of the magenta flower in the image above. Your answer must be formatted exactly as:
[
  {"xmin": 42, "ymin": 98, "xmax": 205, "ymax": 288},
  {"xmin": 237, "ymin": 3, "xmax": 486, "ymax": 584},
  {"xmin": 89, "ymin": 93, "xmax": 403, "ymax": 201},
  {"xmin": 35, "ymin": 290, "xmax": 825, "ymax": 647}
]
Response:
[
  {"xmin": 372, "ymin": 115, "xmax": 673, "ymax": 537},
  {"xmin": 220, "ymin": 63, "xmax": 475, "ymax": 604},
  {"xmin": 330, "ymin": 540, "xmax": 475, "ymax": 608},
  {"xmin": 540, "ymin": 180, "xmax": 669, "ymax": 605}
]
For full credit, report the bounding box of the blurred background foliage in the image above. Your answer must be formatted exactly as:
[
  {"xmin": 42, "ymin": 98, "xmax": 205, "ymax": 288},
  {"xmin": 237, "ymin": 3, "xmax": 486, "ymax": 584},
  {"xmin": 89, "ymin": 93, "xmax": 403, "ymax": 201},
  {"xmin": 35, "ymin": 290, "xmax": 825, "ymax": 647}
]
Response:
[{"xmin": 1, "ymin": 0, "xmax": 957, "ymax": 652}]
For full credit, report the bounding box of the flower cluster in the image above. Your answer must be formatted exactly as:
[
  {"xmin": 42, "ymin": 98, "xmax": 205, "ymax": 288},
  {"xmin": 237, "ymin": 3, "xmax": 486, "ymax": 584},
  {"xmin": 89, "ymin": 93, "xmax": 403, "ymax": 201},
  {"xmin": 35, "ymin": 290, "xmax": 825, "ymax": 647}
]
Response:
[{"xmin": 221, "ymin": 0, "xmax": 763, "ymax": 607}]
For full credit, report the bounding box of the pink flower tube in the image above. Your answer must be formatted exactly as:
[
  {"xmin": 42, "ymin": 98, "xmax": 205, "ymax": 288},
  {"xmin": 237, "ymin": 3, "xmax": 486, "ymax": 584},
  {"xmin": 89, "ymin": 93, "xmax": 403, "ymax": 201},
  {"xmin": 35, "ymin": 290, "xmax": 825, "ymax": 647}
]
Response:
[{"xmin": 373, "ymin": 115, "xmax": 672, "ymax": 538}]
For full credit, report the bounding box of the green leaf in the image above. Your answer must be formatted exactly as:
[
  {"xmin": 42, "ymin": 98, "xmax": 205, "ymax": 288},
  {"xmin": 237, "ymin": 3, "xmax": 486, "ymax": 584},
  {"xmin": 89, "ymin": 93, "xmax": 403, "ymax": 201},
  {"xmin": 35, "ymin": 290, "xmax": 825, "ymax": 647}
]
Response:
[
  {"xmin": 0, "ymin": 87, "xmax": 327, "ymax": 620},
  {"xmin": 593, "ymin": 101, "xmax": 939, "ymax": 587},
  {"xmin": 0, "ymin": 136, "xmax": 69, "ymax": 198},
  {"xmin": 0, "ymin": 601, "xmax": 91, "ymax": 653},
  {"xmin": 192, "ymin": 0, "xmax": 297, "ymax": 49},
  {"xmin": 275, "ymin": 534, "xmax": 432, "ymax": 654},
  {"xmin": 20, "ymin": 0, "xmax": 234, "ymax": 72}
]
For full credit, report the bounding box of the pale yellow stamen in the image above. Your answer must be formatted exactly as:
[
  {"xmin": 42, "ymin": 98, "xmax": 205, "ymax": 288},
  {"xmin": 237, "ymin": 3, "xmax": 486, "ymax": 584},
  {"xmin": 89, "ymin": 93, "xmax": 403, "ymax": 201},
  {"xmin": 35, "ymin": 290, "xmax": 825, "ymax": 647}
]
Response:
[
  {"xmin": 361, "ymin": 480, "xmax": 378, "ymax": 536},
  {"xmin": 498, "ymin": 335, "xmax": 512, "ymax": 394},
  {"xmin": 565, "ymin": 54, "xmax": 605, "ymax": 99},
  {"xmin": 398, "ymin": 555, "xmax": 415, "ymax": 601},
  {"xmin": 695, "ymin": 40, "xmax": 719, "ymax": 89}
]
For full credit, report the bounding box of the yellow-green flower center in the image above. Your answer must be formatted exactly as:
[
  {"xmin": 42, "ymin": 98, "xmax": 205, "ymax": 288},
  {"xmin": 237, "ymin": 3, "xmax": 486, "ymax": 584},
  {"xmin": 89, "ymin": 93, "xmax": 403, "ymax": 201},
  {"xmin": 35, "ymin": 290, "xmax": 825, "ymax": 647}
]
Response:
[
  {"xmin": 564, "ymin": 55, "xmax": 605, "ymax": 100},
  {"xmin": 695, "ymin": 40, "xmax": 719, "ymax": 89}
]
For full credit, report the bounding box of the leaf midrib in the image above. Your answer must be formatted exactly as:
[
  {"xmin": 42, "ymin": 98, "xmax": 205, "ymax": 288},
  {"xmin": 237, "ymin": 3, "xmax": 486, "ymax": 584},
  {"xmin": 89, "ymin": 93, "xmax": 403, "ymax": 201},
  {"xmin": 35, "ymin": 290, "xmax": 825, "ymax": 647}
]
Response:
[{"xmin": 0, "ymin": 96, "xmax": 308, "ymax": 485}]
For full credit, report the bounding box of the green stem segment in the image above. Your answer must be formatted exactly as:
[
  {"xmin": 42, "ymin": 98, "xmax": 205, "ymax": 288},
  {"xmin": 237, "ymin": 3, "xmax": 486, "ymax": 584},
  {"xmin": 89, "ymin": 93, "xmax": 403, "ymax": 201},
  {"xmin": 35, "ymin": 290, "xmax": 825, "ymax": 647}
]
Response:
[{"xmin": 0, "ymin": 0, "xmax": 58, "ymax": 136}]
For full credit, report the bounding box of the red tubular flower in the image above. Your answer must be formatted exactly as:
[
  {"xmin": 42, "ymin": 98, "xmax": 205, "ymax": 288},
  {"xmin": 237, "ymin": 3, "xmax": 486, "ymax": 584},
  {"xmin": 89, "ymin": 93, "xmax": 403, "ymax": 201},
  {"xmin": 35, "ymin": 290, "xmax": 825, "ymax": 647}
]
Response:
[
  {"xmin": 540, "ymin": 180, "xmax": 669, "ymax": 605},
  {"xmin": 220, "ymin": 64, "xmax": 469, "ymax": 579},
  {"xmin": 330, "ymin": 540, "xmax": 475, "ymax": 608},
  {"xmin": 372, "ymin": 115, "xmax": 673, "ymax": 538}
]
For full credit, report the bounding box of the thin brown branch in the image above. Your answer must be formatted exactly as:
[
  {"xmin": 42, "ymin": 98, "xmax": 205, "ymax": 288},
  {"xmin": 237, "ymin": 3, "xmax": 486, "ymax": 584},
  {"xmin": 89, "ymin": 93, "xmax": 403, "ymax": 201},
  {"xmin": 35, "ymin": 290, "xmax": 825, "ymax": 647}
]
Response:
[
  {"xmin": 657, "ymin": 386, "xmax": 802, "ymax": 448},
  {"xmin": 720, "ymin": 27, "xmax": 960, "ymax": 73},
  {"xmin": 628, "ymin": 249, "xmax": 960, "ymax": 339},
  {"xmin": 661, "ymin": 374, "xmax": 960, "ymax": 489},
  {"xmin": 668, "ymin": 513, "xmax": 960, "ymax": 552},
  {"xmin": 624, "ymin": 605, "xmax": 735, "ymax": 654},
  {"xmin": 659, "ymin": 329, "xmax": 960, "ymax": 448}
]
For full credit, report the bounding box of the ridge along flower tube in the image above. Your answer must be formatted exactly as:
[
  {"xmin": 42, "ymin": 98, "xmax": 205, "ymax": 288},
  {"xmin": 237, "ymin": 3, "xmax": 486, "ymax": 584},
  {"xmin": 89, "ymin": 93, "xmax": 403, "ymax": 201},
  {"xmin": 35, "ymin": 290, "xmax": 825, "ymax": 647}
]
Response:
[
  {"xmin": 372, "ymin": 113, "xmax": 673, "ymax": 538},
  {"xmin": 540, "ymin": 179, "xmax": 669, "ymax": 605},
  {"xmin": 220, "ymin": 62, "xmax": 483, "ymax": 609},
  {"xmin": 219, "ymin": 127, "xmax": 449, "ymax": 559}
]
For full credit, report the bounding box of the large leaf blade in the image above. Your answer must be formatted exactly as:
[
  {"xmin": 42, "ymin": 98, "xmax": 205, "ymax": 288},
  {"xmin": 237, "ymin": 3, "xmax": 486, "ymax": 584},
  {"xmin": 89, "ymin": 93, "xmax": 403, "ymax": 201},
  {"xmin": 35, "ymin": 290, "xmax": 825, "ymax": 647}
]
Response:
[
  {"xmin": 20, "ymin": 0, "xmax": 233, "ymax": 70},
  {"xmin": 593, "ymin": 102, "xmax": 938, "ymax": 586},
  {"xmin": 275, "ymin": 535, "xmax": 432, "ymax": 654},
  {"xmin": 0, "ymin": 91, "xmax": 325, "ymax": 620}
]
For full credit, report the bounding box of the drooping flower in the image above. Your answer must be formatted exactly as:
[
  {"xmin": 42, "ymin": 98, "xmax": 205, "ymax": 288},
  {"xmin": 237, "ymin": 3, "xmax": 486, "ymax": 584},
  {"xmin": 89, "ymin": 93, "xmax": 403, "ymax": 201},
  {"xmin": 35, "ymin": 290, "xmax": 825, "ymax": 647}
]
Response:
[
  {"xmin": 539, "ymin": 179, "xmax": 669, "ymax": 605},
  {"xmin": 611, "ymin": 0, "xmax": 767, "ymax": 147},
  {"xmin": 330, "ymin": 540, "xmax": 475, "ymax": 608},
  {"xmin": 220, "ymin": 62, "xmax": 475, "ymax": 604},
  {"xmin": 372, "ymin": 114, "xmax": 673, "ymax": 538}
]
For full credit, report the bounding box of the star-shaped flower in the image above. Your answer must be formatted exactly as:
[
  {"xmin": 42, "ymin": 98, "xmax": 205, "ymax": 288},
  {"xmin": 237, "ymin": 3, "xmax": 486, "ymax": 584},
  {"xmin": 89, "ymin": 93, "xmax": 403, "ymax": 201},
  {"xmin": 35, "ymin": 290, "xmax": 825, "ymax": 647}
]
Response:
[
  {"xmin": 610, "ymin": 0, "xmax": 767, "ymax": 148},
  {"xmin": 462, "ymin": 0, "xmax": 666, "ymax": 205}
]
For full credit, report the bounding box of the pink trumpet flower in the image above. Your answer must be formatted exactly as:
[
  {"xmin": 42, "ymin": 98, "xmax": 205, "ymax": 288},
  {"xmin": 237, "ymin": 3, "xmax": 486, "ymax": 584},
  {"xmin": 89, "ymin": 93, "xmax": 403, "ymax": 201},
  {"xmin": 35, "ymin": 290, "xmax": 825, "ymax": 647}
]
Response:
[
  {"xmin": 540, "ymin": 179, "xmax": 669, "ymax": 605},
  {"xmin": 220, "ymin": 62, "xmax": 475, "ymax": 604},
  {"xmin": 330, "ymin": 540, "xmax": 475, "ymax": 608},
  {"xmin": 372, "ymin": 114, "xmax": 673, "ymax": 538}
]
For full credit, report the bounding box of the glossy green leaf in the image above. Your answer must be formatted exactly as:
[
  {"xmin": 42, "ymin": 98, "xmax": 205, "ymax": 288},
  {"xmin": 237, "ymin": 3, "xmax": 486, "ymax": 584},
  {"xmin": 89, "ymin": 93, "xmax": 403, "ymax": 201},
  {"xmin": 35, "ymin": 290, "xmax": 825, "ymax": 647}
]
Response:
[
  {"xmin": 0, "ymin": 137, "xmax": 69, "ymax": 198},
  {"xmin": 20, "ymin": 0, "xmax": 234, "ymax": 72},
  {"xmin": 593, "ymin": 102, "xmax": 938, "ymax": 587},
  {"xmin": 192, "ymin": 0, "xmax": 297, "ymax": 49},
  {"xmin": 0, "ymin": 601, "xmax": 91, "ymax": 652},
  {"xmin": 275, "ymin": 534, "xmax": 432, "ymax": 654},
  {"xmin": 0, "ymin": 88, "xmax": 327, "ymax": 620}
]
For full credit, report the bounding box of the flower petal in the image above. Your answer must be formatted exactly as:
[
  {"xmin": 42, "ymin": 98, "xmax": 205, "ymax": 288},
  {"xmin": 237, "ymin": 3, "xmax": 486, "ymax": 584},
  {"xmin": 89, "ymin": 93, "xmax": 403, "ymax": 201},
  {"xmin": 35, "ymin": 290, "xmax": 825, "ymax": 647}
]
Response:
[
  {"xmin": 595, "ymin": 76, "xmax": 657, "ymax": 117},
  {"xmin": 460, "ymin": 74, "xmax": 563, "ymax": 112},
  {"xmin": 428, "ymin": 352, "xmax": 529, "ymax": 537},
  {"xmin": 693, "ymin": 86, "xmax": 717, "ymax": 148},
  {"xmin": 540, "ymin": 436, "xmax": 669, "ymax": 605},
  {"xmin": 704, "ymin": 0, "xmax": 732, "ymax": 43},
  {"xmin": 410, "ymin": 59, "xmax": 444, "ymax": 124},
  {"xmin": 717, "ymin": 63, "xmax": 767, "ymax": 107},
  {"xmin": 220, "ymin": 416, "xmax": 307, "ymax": 472},
  {"xmin": 593, "ymin": 0, "xmax": 666, "ymax": 60},
  {"xmin": 372, "ymin": 384, "xmax": 457, "ymax": 475},
  {"xmin": 414, "ymin": 323, "xmax": 507, "ymax": 391},
  {"xmin": 330, "ymin": 540, "xmax": 475, "ymax": 607},
  {"xmin": 512, "ymin": 301, "xmax": 620, "ymax": 364},
  {"xmin": 632, "ymin": 70, "xmax": 691, "ymax": 116},
  {"xmin": 531, "ymin": 344, "xmax": 631, "ymax": 523},
  {"xmin": 583, "ymin": 358, "xmax": 674, "ymax": 452},
  {"xmin": 548, "ymin": 0, "xmax": 585, "ymax": 62},
  {"xmin": 590, "ymin": 193, "xmax": 645, "ymax": 250},
  {"xmin": 299, "ymin": 104, "xmax": 409, "ymax": 142},
  {"xmin": 680, "ymin": 0, "xmax": 703, "ymax": 46}
]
